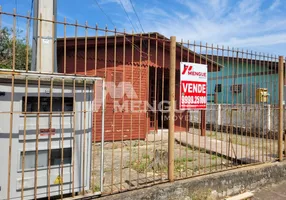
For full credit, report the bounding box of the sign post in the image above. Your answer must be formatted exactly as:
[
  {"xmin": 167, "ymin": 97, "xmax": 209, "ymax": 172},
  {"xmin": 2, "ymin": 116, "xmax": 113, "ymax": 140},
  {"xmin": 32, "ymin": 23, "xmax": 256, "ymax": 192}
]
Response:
[{"xmin": 180, "ymin": 62, "xmax": 208, "ymax": 136}]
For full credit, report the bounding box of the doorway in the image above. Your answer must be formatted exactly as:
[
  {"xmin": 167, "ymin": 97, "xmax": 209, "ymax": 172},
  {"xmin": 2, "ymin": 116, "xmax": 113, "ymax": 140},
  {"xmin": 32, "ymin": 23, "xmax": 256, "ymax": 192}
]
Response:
[{"xmin": 149, "ymin": 68, "xmax": 169, "ymax": 130}]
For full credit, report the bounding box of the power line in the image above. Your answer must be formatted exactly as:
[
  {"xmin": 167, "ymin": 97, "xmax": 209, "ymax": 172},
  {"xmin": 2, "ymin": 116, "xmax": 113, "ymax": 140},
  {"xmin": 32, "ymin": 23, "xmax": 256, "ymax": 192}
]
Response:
[
  {"xmin": 93, "ymin": 0, "xmax": 116, "ymax": 27},
  {"xmin": 129, "ymin": 0, "xmax": 145, "ymax": 33},
  {"xmin": 92, "ymin": 0, "xmax": 148, "ymax": 56},
  {"xmin": 30, "ymin": 0, "xmax": 34, "ymax": 18},
  {"xmin": 29, "ymin": 0, "xmax": 34, "ymax": 31},
  {"xmin": 118, "ymin": 0, "xmax": 138, "ymax": 33}
]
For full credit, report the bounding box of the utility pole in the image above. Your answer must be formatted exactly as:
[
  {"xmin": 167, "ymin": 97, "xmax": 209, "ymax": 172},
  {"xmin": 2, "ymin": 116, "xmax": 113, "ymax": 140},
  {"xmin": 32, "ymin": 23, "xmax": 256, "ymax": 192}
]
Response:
[{"xmin": 32, "ymin": 0, "xmax": 57, "ymax": 73}]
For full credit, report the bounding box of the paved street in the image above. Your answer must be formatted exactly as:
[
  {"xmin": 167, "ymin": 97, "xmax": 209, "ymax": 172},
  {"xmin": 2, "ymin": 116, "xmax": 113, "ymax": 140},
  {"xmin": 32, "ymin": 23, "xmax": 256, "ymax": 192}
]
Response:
[{"xmin": 253, "ymin": 181, "xmax": 286, "ymax": 200}]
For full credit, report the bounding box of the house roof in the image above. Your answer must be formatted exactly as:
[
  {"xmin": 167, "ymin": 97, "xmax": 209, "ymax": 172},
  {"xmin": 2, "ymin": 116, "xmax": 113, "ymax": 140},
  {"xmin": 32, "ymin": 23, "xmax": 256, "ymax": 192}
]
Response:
[{"xmin": 57, "ymin": 32, "xmax": 224, "ymax": 71}]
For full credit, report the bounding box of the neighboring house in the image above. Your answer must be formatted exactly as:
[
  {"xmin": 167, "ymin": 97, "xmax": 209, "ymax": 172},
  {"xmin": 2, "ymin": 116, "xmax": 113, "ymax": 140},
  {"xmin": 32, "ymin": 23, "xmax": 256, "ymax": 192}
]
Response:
[
  {"xmin": 207, "ymin": 55, "xmax": 283, "ymax": 105},
  {"xmin": 57, "ymin": 33, "xmax": 222, "ymax": 141}
]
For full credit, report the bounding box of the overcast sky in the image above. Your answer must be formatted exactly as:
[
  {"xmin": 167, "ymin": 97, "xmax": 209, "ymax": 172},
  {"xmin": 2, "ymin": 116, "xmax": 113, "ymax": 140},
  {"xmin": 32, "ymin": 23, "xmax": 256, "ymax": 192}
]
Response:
[{"xmin": 2, "ymin": 0, "xmax": 286, "ymax": 56}]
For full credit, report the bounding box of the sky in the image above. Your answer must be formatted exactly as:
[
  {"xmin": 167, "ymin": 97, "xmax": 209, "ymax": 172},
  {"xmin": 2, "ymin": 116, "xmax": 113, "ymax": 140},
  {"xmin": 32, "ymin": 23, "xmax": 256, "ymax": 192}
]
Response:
[{"xmin": 1, "ymin": 0, "xmax": 286, "ymax": 56}]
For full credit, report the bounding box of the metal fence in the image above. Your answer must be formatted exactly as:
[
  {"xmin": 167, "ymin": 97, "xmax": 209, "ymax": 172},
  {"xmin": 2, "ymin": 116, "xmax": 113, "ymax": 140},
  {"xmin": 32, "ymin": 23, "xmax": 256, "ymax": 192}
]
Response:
[{"xmin": 0, "ymin": 8, "xmax": 285, "ymax": 199}]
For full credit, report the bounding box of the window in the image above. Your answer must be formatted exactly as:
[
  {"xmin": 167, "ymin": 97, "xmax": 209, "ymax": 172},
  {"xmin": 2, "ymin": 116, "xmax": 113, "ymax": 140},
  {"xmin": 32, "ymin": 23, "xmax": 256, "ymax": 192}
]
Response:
[
  {"xmin": 22, "ymin": 97, "xmax": 73, "ymax": 112},
  {"xmin": 214, "ymin": 84, "xmax": 222, "ymax": 93},
  {"xmin": 20, "ymin": 148, "xmax": 72, "ymax": 170},
  {"xmin": 231, "ymin": 84, "xmax": 242, "ymax": 93}
]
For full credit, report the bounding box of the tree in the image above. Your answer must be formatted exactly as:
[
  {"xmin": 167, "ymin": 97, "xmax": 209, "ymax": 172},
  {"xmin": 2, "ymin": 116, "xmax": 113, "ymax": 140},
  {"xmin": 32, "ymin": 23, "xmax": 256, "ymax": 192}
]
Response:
[{"xmin": 0, "ymin": 27, "xmax": 32, "ymax": 70}]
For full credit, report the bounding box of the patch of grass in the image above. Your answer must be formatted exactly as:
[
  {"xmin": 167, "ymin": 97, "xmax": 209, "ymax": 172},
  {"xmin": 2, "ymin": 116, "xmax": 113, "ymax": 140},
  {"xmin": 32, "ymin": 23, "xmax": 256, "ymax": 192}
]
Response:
[
  {"xmin": 142, "ymin": 154, "xmax": 150, "ymax": 159},
  {"xmin": 207, "ymin": 132, "xmax": 217, "ymax": 138},
  {"xmin": 231, "ymin": 137, "xmax": 248, "ymax": 147},
  {"xmin": 174, "ymin": 157, "xmax": 196, "ymax": 172},
  {"xmin": 92, "ymin": 184, "xmax": 101, "ymax": 192},
  {"xmin": 211, "ymin": 154, "xmax": 218, "ymax": 160},
  {"xmin": 130, "ymin": 158, "xmax": 151, "ymax": 173}
]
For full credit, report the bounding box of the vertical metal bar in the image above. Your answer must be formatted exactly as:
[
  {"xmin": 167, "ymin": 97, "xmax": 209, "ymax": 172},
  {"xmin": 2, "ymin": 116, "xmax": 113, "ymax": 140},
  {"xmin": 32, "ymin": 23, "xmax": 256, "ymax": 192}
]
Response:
[
  {"xmin": 278, "ymin": 56, "xmax": 284, "ymax": 161},
  {"xmin": 47, "ymin": 78, "xmax": 53, "ymax": 200},
  {"xmin": 262, "ymin": 53, "xmax": 265, "ymax": 162},
  {"xmin": 82, "ymin": 21, "xmax": 88, "ymax": 194},
  {"xmin": 245, "ymin": 50, "xmax": 249, "ymax": 162},
  {"xmin": 92, "ymin": 25, "xmax": 98, "ymax": 193},
  {"xmin": 74, "ymin": 20, "xmax": 78, "ymax": 74},
  {"xmin": 20, "ymin": 80, "xmax": 28, "ymax": 200},
  {"xmin": 186, "ymin": 40, "xmax": 190, "ymax": 178},
  {"xmin": 272, "ymin": 55, "xmax": 275, "ymax": 159},
  {"xmin": 72, "ymin": 79, "xmax": 76, "ymax": 196},
  {"xmin": 21, "ymin": 11, "xmax": 31, "ymax": 199},
  {"xmin": 105, "ymin": 26, "xmax": 108, "ymax": 77},
  {"xmin": 215, "ymin": 45, "xmax": 219, "ymax": 171},
  {"xmin": 161, "ymin": 38, "xmax": 165, "ymax": 179},
  {"xmin": 221, "ymin": 45, "xmax": 224, "ymax": 169},
  {"xmin": 258, "ymin": 52, "xmax": 261, "ymax": 162},
  {"xmin": 209, "ymin": 44, "xmax": 214, "ymax": 172},
  {"xmin": 249, "ymin": 51, "xmax": 253, "ymax": 164},
  {"xmin": 230, "ymin": 47, "xmax": 235, "ymax": 167},
  {"xmin": 129, "ymin": 31, "xmax": 134, "ymax": 189},
  {"xmin": 241, "ymin": 49, "xmax": 244, "ymax": 165},
  {"xmin": 145, "ymin": 33, "xmax": 150, "ymax": 183},
  {"xmin": 111, "ymin": 28, "xmax": 117, "ymax": 193},
  {"xmin": 179, "ymin": 39, "xmax": 183, "ymax": 178},
  {"xmin": 84, "ymin": 21, "xmax": 88, "ymax": 76},
  {"xmin": 72, "ymin": 20, "xmax": 78, "ymax": 197},
  {"xmin": 7, "ymin": 69, "xmax": 15, "ymax": 200},
  {"xmin": 120, "ymin": 30, "xmax": 126, "ymax": 191},
  {"xmin": 137, "ymin": 33, "xmax": 143, "ymax": 187},
  {"xmin": 153, "ymin": 33, "xmax": 158, "ymax": 181},
  {"xmin": 204, "ymin": 43, "xmax": 208, "ymax": 173},
  {"xmin": 168, "ymin": 36, "xmax": 176, "ymax": 182},
  {"xmin": 34, "ymin": 78, "xmax": 41, "ymax": 200},
  {"xmin": 60, "ymin": 78, "xmax": 65, "ymax": 199},
  {"xmin": 63, "ymin": 18, "xmax": 67, "ymax": 74},
  {"xmin": 265, "ymin": 53, "xmax": 269, "ymax": 162},
  {"xmin": 199, "ymin": 42, "xmax": 202, "ymax": 174},
  {"xmin": 82, "ymin": 80, "xmax": 87, "ymax": 194},
  {"xmin": 235, "ymin": 49, "xmax": 239, "ymax": 166},
  {"xmin": 226, "ymin": 46, "xmax": 230, "ymax": 168},
  {"xmin": 192, "ymin": 42, "xmax": 196, "ymax": 175},
  {"xmin": 100, "ymin": 79, "xmax": 105, "ymax": 192}
]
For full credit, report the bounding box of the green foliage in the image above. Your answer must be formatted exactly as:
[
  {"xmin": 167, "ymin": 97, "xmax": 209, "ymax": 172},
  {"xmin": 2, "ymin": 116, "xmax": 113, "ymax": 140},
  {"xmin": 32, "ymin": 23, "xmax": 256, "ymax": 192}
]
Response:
[{"xmin": 0, "ymin": 27, "xmax": 32, "ymax": 70}]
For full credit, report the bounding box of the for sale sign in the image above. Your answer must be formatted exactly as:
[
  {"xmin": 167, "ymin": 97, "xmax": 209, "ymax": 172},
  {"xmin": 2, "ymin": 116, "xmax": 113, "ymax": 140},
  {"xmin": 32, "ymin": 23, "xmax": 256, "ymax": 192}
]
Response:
[{"xmin": 180, "ymin": 62, "xmax": 207, "ymax": 110}]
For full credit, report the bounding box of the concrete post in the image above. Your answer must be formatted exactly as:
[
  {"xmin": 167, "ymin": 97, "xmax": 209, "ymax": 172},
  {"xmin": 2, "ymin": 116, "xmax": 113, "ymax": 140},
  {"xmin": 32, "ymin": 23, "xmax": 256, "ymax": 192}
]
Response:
[
  {"xmin": 168, "ymin": 36, "xmax": 176, "ymax": 182},
  {"xmin": 278, "ymin": 56, "xmax": 284, "ymax": 161},
  {"xmin": 32, "ymin": 0, "xmax": 56, "ymax": 73}
]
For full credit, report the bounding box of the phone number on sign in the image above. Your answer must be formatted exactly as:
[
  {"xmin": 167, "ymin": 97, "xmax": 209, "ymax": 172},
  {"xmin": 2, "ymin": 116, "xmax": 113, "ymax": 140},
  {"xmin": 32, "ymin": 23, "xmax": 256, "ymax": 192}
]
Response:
[{"xmin": 181, "ymin": 96, "xmax": 206, "ymax": 104}]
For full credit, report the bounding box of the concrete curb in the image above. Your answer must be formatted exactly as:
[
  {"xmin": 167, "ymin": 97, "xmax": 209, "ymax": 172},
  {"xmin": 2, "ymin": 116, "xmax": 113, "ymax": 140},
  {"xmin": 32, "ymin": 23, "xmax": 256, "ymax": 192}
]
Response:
[{"xmin": 96, "ymin": 161, "xmax": 286, "ymax": 200}]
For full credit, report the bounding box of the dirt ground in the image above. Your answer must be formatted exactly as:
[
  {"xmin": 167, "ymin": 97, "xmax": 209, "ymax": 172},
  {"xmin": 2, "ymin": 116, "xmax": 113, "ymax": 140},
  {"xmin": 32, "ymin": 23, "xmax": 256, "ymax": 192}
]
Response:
[{"xmin": 91, "ymin": 133, "xmax": 232, "ymax": 194}]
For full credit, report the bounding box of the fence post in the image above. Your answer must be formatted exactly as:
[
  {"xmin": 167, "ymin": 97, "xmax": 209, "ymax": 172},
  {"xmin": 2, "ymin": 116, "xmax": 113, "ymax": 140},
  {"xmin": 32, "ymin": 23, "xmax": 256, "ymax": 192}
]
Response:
[
  {"xmin": 278, "ymin": 56, "xmax": 284, "ymax": 161},
  {"xmin": 168, "ymin": 36, "xmax": 176, "ymax": 182}
]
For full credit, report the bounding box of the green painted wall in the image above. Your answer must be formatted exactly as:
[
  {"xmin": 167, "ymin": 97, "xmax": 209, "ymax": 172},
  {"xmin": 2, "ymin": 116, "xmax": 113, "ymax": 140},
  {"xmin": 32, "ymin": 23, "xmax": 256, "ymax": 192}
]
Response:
[{"xmin": 207, "ymin": 58, "xmax": 278, "ymax": 104}]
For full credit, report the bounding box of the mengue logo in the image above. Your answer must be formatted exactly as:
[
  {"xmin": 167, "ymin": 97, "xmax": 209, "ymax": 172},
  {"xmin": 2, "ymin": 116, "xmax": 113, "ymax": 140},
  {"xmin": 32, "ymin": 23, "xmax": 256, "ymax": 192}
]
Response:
[
  {"xmin": 182, "ymin": 64, "xmax": 206, "ymax": 77},
  {"xmin": 182, "ymin": 65, "xmax": 193, "ymax": 75}
]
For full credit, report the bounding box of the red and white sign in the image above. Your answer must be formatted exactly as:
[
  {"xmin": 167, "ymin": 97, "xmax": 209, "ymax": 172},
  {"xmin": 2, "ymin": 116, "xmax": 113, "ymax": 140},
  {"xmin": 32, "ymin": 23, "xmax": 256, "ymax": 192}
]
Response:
[{"xmin": 180, "ymin": 62, "xmax": 207, "ymax": 110}]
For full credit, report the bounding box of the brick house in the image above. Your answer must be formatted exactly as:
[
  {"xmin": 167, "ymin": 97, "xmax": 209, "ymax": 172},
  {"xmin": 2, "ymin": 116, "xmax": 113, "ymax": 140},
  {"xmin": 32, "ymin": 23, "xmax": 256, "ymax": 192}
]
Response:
[{"xmin": 57, "ymin": 33, "xmax": 222, "ymax": 141}]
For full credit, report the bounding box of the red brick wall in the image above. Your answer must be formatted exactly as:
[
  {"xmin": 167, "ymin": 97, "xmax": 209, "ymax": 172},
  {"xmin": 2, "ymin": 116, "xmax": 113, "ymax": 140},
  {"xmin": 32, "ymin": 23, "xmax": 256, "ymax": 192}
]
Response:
[
  {"xmin": 59, "ymin": 45, "xmax": 149, "ymax": 142},
  {"xmin": 58, "ymin": 41, "xmax": 199, "ymax": 141}
]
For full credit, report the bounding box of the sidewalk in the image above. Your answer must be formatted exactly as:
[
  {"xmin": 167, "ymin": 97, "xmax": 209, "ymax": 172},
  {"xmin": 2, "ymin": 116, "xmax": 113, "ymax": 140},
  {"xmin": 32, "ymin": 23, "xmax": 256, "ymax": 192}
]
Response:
[
  {"xmin": 253, "ymin": 181, "xmax": 286, "ymax": 200},
  {"xmin": 174, "ymin": 132, "xmax": 275, "ymax": 164}
]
